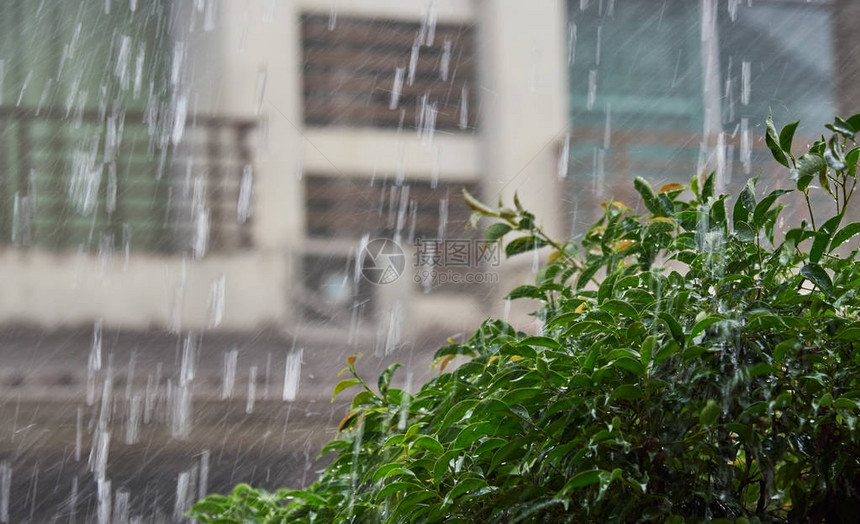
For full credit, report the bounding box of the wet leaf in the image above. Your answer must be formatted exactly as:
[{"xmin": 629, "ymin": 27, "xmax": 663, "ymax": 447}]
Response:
[
  {"xmin": 779, "ymin": 120, "xmax": 799, "ymax": 156},
  {"xmin": 766, "ymin": 111, "xmax": 790, "ymax": 167},
  {"xmin": 332, "ymin": 378, "xmax": 362, "ymax": 402},
  {"xmin": 800, "ymin": 263, "xmax": 833, "ymax": 295}
]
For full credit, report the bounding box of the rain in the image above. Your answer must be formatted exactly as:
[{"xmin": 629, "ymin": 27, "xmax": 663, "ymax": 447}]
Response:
[{"xmin": 0, "ymin": 0, "xmax": 856, "ymax": 522}]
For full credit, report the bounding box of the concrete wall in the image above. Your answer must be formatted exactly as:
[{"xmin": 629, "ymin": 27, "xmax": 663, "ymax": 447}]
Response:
[{"xmin": 0, "ymin": 0, "xmax": 569, "ymax": 334}]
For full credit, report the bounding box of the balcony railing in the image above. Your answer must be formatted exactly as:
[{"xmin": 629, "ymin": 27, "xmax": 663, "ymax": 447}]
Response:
[{"xmin": 0, "ymin": 105, "xmax": 257, "ymax": 255}]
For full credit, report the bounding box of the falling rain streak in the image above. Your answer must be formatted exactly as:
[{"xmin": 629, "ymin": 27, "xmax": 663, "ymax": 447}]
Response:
[{"xmin": 0, "ymin": 0, "xmax": 844, "ymax": 520}]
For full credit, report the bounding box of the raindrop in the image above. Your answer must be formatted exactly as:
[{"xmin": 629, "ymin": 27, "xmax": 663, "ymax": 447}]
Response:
[
  {"xmin": 16, "ymin": 70, "xmax": 32, "ymax": 106},
  {"xmin": 558, "ymin": 132, "xmax": 570, "ymax": 180},
  {"xmin": 75, "ymin": 407, "xmax": 83, "ymax": 461},
  {"xmin": 438, "ymin": 197, "xmax": 448, "ymax": 240},
  {"xmin": 199, "ymin": 450, "xmax": 210, "ymax": 500},
  {"xmin": 407, "ymin": 41, "xmax": 420, "ymax": 86},
  {"xmin": 741, "ymin": 60, "xmax": 751, "ymax": 106},
  {"xmin": 113, "ymin": 490, "xmax": 130, "ymax": 524},
  {"xmin": 115, "ymin": 35, "xmax": 131, "ymax": 90},
  {"xmin": 0, "ymin": 462, "xmax": 10, "ymax": 524},
  {"xmin": 740, "ymin": 117, "xmax": 752, "ymax": 174},
  {"xmin": 238, "ymin": 165, "xmax": 253, "ymax": 222},
  {"xmin": 587, "ymin": 69, "xmax": 597, "ymax": 110},
  {"xmin": 133, "ymin": 44, "xmax": 145, "ymax": 98},
  {"xmin": 208, "ymin": 275, "xmax": 226, "ymax": 328},
  {"xmin": 439, "ymin": 40, "xmax": 451, "ymax": 81},
  {"xmin": 204, "ymin": 0, "xmax": 217, "ymax": 31},
  {"xmin": 567, "ymin": 23, "xmax": 577, "ymax": 66},
  {"xmin": 222, "ymin": 349, "xmax": 238, "ymax": 400},
  {"xmin": 283, "ymin": 347, "xmax": 303, "ymax": 402},
  {"xmin": 459, "ymin": 84, "xmax": 469, "ymax": 130},
  {"xmin": 328, "ymin": 0, "xmax": 337, "ymax": 30},
  {"xmin": 728, "ymin": 0, "xmax": 740, "ymax": 21},
  {"xmin": 125, "ymin": 396, "xmax": 142, "ymax": 445},
  {"xmin": 390, "ymin": 67, "xmax": 405, "ymax": 110},
  {"xmin": 246, "ymin": 366, "xmax": 258, "ymax": 414},
  {"xmin": 592, "ymin": 147, "xmax": 605, "ymax": 198},
  {"xmin": 68, "ymin": 477, "xmax": 78, "ymax": 524},
  {"xmin": 171, "ymin": 92, "xmax": 188, "ymax": 145},
  {"xmin": 255, "ymin": 66, "xmax": 267, "ymax": 114},
  {"xmin": 97, "ymin": 478, "xmax": 111, "ymax": 524},
  {"xmin": 174, "ymin": 471, "xmax": 190, "ymax": 521}
]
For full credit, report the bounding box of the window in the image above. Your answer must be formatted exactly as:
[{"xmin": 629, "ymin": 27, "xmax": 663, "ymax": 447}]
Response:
[
  {"xmin": 0, "ymin": 1, "xmax": 255, "ymax": 254},
  {"xmin": 566, "ymin": 0, "xmax": 835, "ymax": 185},
  {"xmin": 301, "ymin": 14, "xmax": 477, "ymax": 131}
]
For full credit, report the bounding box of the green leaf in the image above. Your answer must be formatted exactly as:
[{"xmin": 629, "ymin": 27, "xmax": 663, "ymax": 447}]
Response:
[
  {"xmin": 846, "ymin": 113, "xmax": 860, "ymax": 132},
  {"xmin": 486, "ymin": 223, "xmax": 513, "ymax": 242},
  {"xmin": 448, "ymin": 477, "xmax": 488, "ymax": 501},
  {"xmin": 609, "ymin": 357, "xmax": 644, "ymax": 377},
  {"xmin": 600, "ymin": 299, "xmax": 640, "ymax": 320},
  {"xmin": 658, "ymin": 312, "xmax": 685, "ymax": 347},
  {"xmin": 779, "ymin": 120, "xmax": 799, "ymax": 156},
  {"xmin": 373, "ymin": 463, "xmax": 408, "ymax": 482},
  {"xmin": 279, "ymin": 489, "xmax": 328, "ymax": 506},
  {"xmin": 700, "ymin": 399, "xmax": 721, "ymax": 426},
  {"xmin": 846, "ymin": 146, "xmax": 859, "ymax": 179},
  {"xmin": 561, "ymin": 469, "xmax": 605, "ymax": 492},
  {"xmin": 634, "ymin": 176, "xmax": 663, "ymax": 216},
  {"xmin": 597, "ymin": 270, "xmax": 620, "ymax": 304},
  {"xmin": 611, "ymin": 384, "xmax": 644, "ymax": 401},
  {"xmin": 506, "ymin": 285, "xmax": 544, "ymax": 300},
  {"xmin": 701, "ymin": 172, "xmax": 716, "ymax": 202},
  {"xmin": 440, "ymin": 399, "xmax": 478, "ymax": 427},
  {"xmin": 577, "ymin": 261, "xmax": 603, "ymax": 291},
  {"xmin": 774, "ymin": 339, "xmax": 799, "ymax": 361},
  {"xmin": 376, "ymin": 481, "xmax": 422, "ymax": 499},
  {"xmin": 836, "ymin": 328, "xmax": 860, "ymax": 340},
  {"xmin": 753, "ymin": 189, "xmax": 791, "ymax": 228},
  {"xmin": 830, "ymin": 222, "xmax": 860, "ymax": 252},
  {"xmin": 733, "ymin": 186, "xmax": 751, "ymax": 225},
  {"xmin": 640, "ymin": 335, "xmax": 657, "ymax": 366},
  {"xmin": 766, "ymin": 111, "xmax": 790, "ymax": 167},
  {"xmin": 833, "ymin": 397, "xmax": 860, "ymax": 411},
  {"xmin": 411, "ymin": 436, "xmax": 443, "ymax": 454},
  {"xmin": 505, "ymin": 236, "xmax": 548, "ymax": 257},
  {"xmin": 795, "ymin": 154, "xmax": 826, "ymax": 191},
  {"xmin": 521, "ymin": 335, "xmax": 561, "ymax": 349},
  {"xmin": 318, "ymin": 439, "xmax": 351, "ymax": 457},
  {"xmin": 740, "ymin": 180, "xmax": 757, "ymax": 213},
  {"xmin": 463, "ymin": 188, "xmax": 498, "ymax": 216},
  {"xmin": 433, "ymin": 449, "xmax": 460, "ymax": 481},
  {"xmin": 800, "ymin": 263, "xmax": 833, "ymax": 295},
  {"xmin": 378, "ymin": 363, "xmax": 401, "ymax": 396},
  {"xmin": 810, "ymin": 212, "xmax": 842, "ymax": 263},
  {"xmin": 332, "ymin": 378, "xmax": 362, "ymax": 402},
  {"xmin": 827, "ymin": 117, "xmax": 855, "ymax": 138},
  {"xmin": 690, "ymin": 315, "xmax": 725, "ymax": 338},
  {"xmin": 474, "ymin": 438, "xmax": 507, "ymax": 457}
]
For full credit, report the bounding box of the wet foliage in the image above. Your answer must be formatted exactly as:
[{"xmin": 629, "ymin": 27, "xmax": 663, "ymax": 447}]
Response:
[{"xmin": 191, "ymin": 116, "xmax": 860, "ymax": 522}]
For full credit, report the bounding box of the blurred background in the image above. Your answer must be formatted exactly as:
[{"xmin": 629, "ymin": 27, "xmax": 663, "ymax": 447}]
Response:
[{"xmin": 0, "ymin": 0, "xmax": 856, "ymax": 521}]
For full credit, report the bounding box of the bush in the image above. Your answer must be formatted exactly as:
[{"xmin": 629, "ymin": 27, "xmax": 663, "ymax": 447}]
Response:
[{"xmin": 191, "ymin": 115, "xmax": 860, "ymax": 523}]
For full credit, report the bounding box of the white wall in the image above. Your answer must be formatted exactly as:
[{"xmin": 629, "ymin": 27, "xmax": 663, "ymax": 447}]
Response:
[{"xmin": 0, "ymin": 0, "xmax": 569, "ymax": 334}]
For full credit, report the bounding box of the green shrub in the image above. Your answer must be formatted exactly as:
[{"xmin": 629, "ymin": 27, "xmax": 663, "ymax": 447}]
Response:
[{"xmin": 191, "ymin": 115, "xmax": 860, "ymax": 523}]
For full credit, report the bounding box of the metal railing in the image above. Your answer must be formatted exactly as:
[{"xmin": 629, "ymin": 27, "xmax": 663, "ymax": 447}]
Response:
[{"xmin": 0, "ymin": 105, "xmax": 257, "ymax": 254}]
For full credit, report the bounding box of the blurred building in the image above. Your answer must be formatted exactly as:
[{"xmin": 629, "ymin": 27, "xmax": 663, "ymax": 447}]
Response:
[
  {"xmin": 0, "ymin": 0, "xmax": 567, "ymax": 342},
  {"xmin": 0, "ymin": 0, "xmax": 855, "ymax": 521}
]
